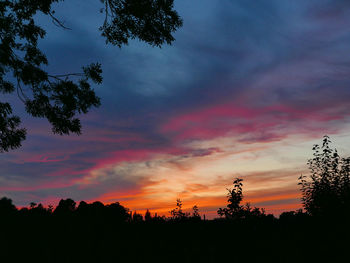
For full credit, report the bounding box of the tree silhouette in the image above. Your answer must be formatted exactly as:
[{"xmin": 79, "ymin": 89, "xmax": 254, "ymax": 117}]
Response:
[
  {"xmin": 170, "ymin": 199, "xmax": 188, "ymax": 220},
  {"xmin": 0, "ymin": 197, "xmax": 17, "ymax": 216},
  {"xmin": 0, "ymin": 193, "xmax": 347, "ymax": 262},
  {"xmin": 100, "ymin": 0, "xmax": 183, "ymax": 47},
  {"xmin": 217, "ymin": 178, "xmax": 243, "ymax": 219},
  {"xmin": 144, "ymin": 209, "xmax": 152, "ymax": 221},
  {"xmin": 105, "ymin": 201, "xmax": 130, "ymax": 222},
  {"xmin": 192, "ymin": 205, "xmax": 200, "ymax": 219},
  {"xmin": 218, "ymin": 178, "xmax": 265, "ymax": 220},
  {"xmin": 0, "ymin": 0, "xmax": 182, "ymax": 152},
  {"xmin": 28, "ymin": 203, "xmax": 51, "ymax": 216},
  {"xmin": 132, "ymin": 211, "xmax": 143, "ymax": 222},
  {"xmin": 299, "ymin": 135, "xmax": 350, "ymax": 217},
  {"xmin": 54, "ymin": 198, "xmax": 76, "ymax": 215}
]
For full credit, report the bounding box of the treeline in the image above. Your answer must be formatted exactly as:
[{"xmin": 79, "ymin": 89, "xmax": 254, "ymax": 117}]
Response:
[
  {"xmin": 0, "ymin": 195, "xmax": 345, "ymax": 263},
  {"xmin": 2, "ymin": 136, "xmax": 349, "ymax": 222},
  {"xmin": 1, "ymin": 136, "xmax": 350, "ymax": 262},
  {"xmin": 0, "ymin": 196, "xmax": 273, "ymax": 223},
  {"xmin": 0, "ymin": 196, "xmax": 202, "ymax": 222}
]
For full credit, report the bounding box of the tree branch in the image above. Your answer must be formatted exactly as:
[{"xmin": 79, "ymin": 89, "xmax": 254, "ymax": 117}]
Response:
[{"xmin": 48, "ymin": 12, "xmax": 71, "ymax": 30}]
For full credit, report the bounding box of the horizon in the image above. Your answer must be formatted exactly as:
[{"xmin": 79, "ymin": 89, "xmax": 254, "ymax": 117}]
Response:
[{"xmin": 2, "ymin": 0, "xmax": 350, "ymax": 218}]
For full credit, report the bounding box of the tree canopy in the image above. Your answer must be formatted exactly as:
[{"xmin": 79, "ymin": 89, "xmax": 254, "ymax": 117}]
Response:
[
  {"xmin": 0, "ymin": 0, "xmax": 183, "ymax": 152},
  {"xmin": 299, "ymin": 135, "xmax": 350, "ymax": 217},
  {"xmin": 217, "ymin": 178, "xmax": 265, "ymax": 220}
]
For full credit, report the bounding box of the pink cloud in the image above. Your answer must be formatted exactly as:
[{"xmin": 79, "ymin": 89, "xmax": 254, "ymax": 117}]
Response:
[
  {"xmin": 160, "ymin": 102, "xmax": 348, "ymax": 142},
  {"xmin": 0, "ymin": 180, "xmax": 77, "ymax": 192}
]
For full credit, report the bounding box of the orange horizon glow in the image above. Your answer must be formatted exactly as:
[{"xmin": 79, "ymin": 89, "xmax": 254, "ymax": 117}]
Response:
[
  {"xmin": 10, "ymin": 132, "xmax": 350, "ymax": 218},
  {"xmin": 4, "ymin": 117, "xmax": 350, "ymax": 218}
]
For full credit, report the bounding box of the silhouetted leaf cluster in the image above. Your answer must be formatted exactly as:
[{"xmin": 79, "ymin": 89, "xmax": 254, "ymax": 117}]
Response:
[
  {"xmin": 299, "ymin": 135, "xmax": 350, "ymax": 217},
  {"xmin": 217, "ymin": 178, "xmax": 266, "ymax": 220},
  {"xmin": 100, "ymin": 0, "xmax": 183, "ymax": 47},
  {"xmin": 169, "ymin": 198, "xmax": 189, "ymax": 220},
  {"xmin": 0, "ymin": 0, "xmax": 182, "ymax": 152}
]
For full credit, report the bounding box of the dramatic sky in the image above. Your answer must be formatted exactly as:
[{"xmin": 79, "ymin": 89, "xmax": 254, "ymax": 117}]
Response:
[{"xmin": 2, "ymin": 0, "xmax": 350, "ymax": 217}]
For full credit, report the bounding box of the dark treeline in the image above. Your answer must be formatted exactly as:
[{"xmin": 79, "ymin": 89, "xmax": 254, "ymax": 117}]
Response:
[{"xmin": 1, "ymin": 136, "xmax": 350, "ymax": 262}]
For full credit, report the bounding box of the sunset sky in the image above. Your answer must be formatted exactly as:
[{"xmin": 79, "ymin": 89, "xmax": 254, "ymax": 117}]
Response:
[{"xmin": 2, "ymin": 0, "xmax": 350, "ymax": 218}]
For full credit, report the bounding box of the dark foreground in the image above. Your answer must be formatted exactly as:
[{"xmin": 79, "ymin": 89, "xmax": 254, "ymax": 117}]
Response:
[{"xmin": 1, "ymin": 214, "xmax": 348, "ymax": 263}]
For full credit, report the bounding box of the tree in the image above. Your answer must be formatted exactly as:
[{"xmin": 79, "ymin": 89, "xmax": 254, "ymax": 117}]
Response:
[
  {"xmin": 105, "ymin": 201, "xmax": 131, "ymax": 222},
  {"xmin": 53, "ymin": 198, "xmax": 76, "ymax": 215},
  {"xmin": 170, "ymin": 199, "xmax": 188, "ymax": 220},
  {"xmin": 279, "ymin": 209, "xmax": 307, "ymax": 223},
  {"xmin": 217, "ymin": 178, "xmax": 243, "ymax": 219},
  {"xmin": 0, "ymin": 0, "xmax": 183, "ymax": 152},
  {"xmin": 28, "ymin": 202, "xmax": 51, "ymax": 216},
  {"xmin": 218, "ymin": 178, "xmax": 265, "ymax": 220},
  {"xmin": 192, "ymin": 205, "xmax": 200, "ymax": 219},
  {"xmin": 29, "ymin": 202, "xmax": 37, "ymax": 209},
  {"xmin": 299, "ymin": 135, "xmax": 350, "ymax": 217},
  {"xmin": 144, "ymin": 209, "xmax": 152, "ymax": 221},
  {"xmin": 0, "ymin": 197, "xmax": 17, "ymax": 216},
  {"xmin": 132, "ymin": 211, "xmax": 143, "ymax": 222}
]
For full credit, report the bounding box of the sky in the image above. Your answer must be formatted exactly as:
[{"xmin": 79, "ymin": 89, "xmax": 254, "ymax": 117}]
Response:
[{"xmin": 2, "ymin": 0, "xmax": 350, "ymax": 218}]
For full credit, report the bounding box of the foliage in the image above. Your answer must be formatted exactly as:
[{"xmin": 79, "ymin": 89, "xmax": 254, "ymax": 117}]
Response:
[
  {"xmin": 100, "ymin": 0, "xmax": 183, "ymax": 47},
  {"xmin": 0, "ymin": 197, "xmax": 17, "ymax": 215},
  {"xmin": 0, "ymin": 0, "xmax": 182, "ymax": 152},
  {"xmin": 192, "ymin": 205, "xmax": 200, "ymax": 219},
  {"xmin": 54, "ymin": 198, "xmax": 76, "ymax": 215},
  {"xmin": 0, "ymin": 102, "xmax": 26, "ymax": 152},
  {"xmin": 299, "ymin": 135, "xmax": 350, "ymax": 217},
  {"xmin": 279, "ymin": 209, "xmax": 308, "ymax": 223},
  {"xmin": 132, "ymin": 211, "xmax": 143, "ymax": 222},
  {"xmin": 217, "ymin": 178, "xmax": 243, "ymax": 218},
  {"xmin": 217, "ymin": 178, "xmax": 265, "ymax": 220},
  {"xmin": 0, "ymin": 196, "xmax": 346, "ymax": 262},
  {"xmin": 170, "ymin": 199, "xmax": 189, "ymax": 220},
  {"xmin": 144, "ymin": 209, "xmax": 152, "ymax": 221}
]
